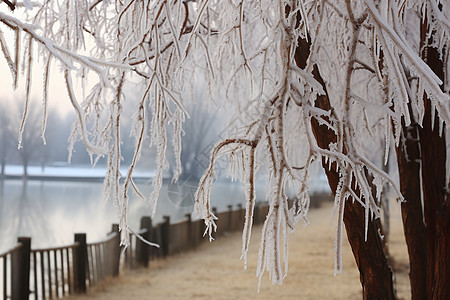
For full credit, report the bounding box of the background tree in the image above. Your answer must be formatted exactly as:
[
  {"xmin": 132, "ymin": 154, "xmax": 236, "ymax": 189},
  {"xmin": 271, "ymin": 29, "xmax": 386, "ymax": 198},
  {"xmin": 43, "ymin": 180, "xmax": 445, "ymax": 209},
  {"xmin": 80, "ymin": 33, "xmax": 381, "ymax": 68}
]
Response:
[
  {"xmin": 0, "ymin": 100, "xmax": 16, "ymax": 176},
  {"xmin": 168, "ymin": 101, "xmax": 220, "ymax": 178},
  {"xmin": 14, "ymin": 101, "xmax": 50, "ymax": 176},
  {"xmin": 0, "ymin": 1, "xmax": 448, "ymax": 298},
  {"xmin": 1, "ymin": 99, "xmax": 63, "ymax": 175}
]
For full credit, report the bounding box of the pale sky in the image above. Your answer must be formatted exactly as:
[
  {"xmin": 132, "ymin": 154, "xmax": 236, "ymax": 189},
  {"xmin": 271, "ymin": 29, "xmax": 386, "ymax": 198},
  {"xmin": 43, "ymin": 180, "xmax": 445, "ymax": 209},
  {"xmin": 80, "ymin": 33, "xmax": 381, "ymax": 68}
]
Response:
[
  {"xmin": 0, "ymin": 48, "xmax": 75, "ymax": 116},
  {"xmin": 0, "ymin": 5, "xmax": 88, "ymax": 117}
]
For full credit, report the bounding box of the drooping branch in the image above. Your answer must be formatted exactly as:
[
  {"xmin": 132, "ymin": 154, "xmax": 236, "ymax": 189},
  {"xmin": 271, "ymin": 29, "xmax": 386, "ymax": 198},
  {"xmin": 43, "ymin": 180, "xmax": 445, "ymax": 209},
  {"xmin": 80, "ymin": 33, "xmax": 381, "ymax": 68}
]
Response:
[{"xmin": 1, "ymin": 1, "xmax": 448, "ymax": 296}]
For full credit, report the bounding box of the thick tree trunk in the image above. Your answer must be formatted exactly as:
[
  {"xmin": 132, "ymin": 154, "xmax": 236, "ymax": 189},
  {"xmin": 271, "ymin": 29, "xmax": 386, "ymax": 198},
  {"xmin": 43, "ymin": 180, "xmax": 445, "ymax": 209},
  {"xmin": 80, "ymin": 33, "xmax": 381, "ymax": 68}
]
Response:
[
  {"xmin": 419, "ymin": 17, "xmax": 450, "ymax": 299},
  {"xmin": 419, "ymin": 96, "xmax": 450, "ymax": 299},
  {"xmin": 311, "ymin": 83, "xmax": 396, "ymax": 300},
  {"xmin": 396, "ymin": 121, "xmax": 427, "ymax": 300},
  {"xmin": 294, "ymin": 38, "xmax": 396, "ymax": 299}
]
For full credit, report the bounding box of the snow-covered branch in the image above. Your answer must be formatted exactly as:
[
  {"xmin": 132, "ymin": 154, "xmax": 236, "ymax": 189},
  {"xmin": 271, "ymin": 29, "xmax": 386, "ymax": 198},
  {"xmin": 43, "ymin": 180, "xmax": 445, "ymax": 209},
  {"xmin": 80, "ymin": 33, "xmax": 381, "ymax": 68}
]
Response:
[{"xmin": 0, "ymin": 0, "xmax": 448, "ymax": 290}]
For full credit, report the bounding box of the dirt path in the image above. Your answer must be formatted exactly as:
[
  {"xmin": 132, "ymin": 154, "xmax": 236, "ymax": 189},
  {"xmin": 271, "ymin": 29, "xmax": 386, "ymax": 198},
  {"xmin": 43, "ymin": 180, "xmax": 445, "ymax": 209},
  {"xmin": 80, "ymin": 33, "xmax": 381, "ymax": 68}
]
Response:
[{"xmin": 69, "ymin": 202, "xmax": 410, "ymax": 299}]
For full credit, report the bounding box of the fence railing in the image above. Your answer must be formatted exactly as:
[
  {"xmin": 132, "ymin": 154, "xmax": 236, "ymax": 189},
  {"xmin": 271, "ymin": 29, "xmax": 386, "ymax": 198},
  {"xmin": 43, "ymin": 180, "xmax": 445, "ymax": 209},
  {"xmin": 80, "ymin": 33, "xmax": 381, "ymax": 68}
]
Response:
[
  {"xmin": 82, "ymin": 225, "xmax": 121, "ymax": 292},
  {"xmin": 123, "ymin": 203, "xmax": 270, "ymax": 268},
  {"xmin": 1, "ymin": 241, "xmax": 27, "ymax": 300},
  {"xmin": 1, "ymin": 202, "xmax": 273, "ymax": 299},
  {"xmin": 30, "ymin": 241, "xmax": 80, "ymax": 299}
]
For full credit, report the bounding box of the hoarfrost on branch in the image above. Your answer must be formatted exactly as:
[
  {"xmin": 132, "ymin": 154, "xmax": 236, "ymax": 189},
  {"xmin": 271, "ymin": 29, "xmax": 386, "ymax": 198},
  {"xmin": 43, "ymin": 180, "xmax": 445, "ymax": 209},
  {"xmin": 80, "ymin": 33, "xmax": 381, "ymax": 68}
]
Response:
[{"xmin": 0, "ymin": 0, "xmax": 448, "ymax": 286}]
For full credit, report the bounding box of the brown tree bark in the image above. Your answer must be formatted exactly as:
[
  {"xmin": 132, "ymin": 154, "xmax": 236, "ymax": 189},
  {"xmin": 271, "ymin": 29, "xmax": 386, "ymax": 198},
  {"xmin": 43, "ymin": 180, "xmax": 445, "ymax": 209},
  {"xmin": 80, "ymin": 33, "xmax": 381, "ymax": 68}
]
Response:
[
  {"xmin": 419, "ymin": 15, "xmax": 450, "ymax": 299},
  {"xmin": 396, "ymin": 120, "xmax": 427, "ymax": 300},
  {"xmin": 419, "ymin": 95, "xmax": 450, "ymax": 299},
  {"xmin": 294, "ymin": 38, "xmax": 396, "ymax": 299}
]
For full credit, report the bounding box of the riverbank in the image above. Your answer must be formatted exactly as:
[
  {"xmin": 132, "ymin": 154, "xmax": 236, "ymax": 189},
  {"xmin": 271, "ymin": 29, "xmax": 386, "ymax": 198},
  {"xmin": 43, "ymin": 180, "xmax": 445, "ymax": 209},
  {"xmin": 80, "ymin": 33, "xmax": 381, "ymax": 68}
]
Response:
[{"xmin": 68, "ymin": 201, "xmax": 410, "ymax": 299}]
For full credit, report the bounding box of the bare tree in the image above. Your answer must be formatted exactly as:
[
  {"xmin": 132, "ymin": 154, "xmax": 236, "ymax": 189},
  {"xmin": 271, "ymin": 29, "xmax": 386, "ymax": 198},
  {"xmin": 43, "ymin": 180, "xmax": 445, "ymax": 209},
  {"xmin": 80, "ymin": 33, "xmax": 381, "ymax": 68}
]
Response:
[
  {"xmin": 0, "ymin": 99, "xmax": 42, "ymax": 176},
  {"xmin": 0, "ymin": 1, "xmax": 448, "ymax": 298},
  {"xmin": 0, "ymin": 100, "xmax": 15, "ymax": 176},
  {"xmin": 5, "ymin": 99, "xmax": 59, "ymax": 176}
]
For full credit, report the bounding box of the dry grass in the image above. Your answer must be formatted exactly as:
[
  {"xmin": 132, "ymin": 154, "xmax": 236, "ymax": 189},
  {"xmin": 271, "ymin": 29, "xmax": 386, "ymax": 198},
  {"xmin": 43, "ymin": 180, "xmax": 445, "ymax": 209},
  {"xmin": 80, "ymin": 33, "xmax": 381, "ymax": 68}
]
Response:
[{"xmin": 69, "ymin": 201, "xmax": 410, "ymax": 299}]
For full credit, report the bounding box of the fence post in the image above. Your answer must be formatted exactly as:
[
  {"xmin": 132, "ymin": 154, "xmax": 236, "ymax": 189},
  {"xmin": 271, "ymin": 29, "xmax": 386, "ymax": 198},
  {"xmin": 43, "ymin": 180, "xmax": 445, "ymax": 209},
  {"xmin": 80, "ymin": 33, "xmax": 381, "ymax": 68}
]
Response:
[
  {"xmin": 137, "ymin": 217, "xmax": 152, "ymax": 267},
  {"xmin": 237, "ymin": 204, "xmax": 244, "ymax": 229},
  {"xmin": 11, "ymin": 237, "xmax": 31, "ymax": 300},
  {"xmin": 111, "ymin": 224, "xmax": 121, "ymax": 276},
  {"xmin": 254, "ymin": 204, "xmax": 260, "ymax": 224},
  {"xmin": 74, "ymin": 233, "xmax": 87, "ymax": 293},
  {"xmin": 161, "ymin": 216, "xmax": 170, "ymax": 257},
  {"xmin": 185, "ymin": 214, "xmax": 193, "ymax": 250},
  {"xmin": 227, "ymin": 205, "xmax": 233, "ymax": 232},
  {"xmin": 151, "ymin": 226, "xmax": 161, "ymax": 259}
]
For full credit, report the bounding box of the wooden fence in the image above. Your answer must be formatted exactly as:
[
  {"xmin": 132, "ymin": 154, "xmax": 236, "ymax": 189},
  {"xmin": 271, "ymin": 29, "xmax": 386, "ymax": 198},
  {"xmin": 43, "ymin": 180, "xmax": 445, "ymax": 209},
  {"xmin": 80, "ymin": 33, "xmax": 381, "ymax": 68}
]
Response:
[{"xmin": 0, "ymin": 203, "xmax": 270, "ymax": 299}]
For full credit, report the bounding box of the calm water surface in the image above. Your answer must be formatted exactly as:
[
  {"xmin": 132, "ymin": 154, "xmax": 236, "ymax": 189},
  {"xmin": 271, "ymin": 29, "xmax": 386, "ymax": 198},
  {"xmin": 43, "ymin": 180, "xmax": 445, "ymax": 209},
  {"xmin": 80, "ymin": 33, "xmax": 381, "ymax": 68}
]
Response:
[{"xmin": 0, "ymin": 178, "xmax": 251, "ymax": 252}]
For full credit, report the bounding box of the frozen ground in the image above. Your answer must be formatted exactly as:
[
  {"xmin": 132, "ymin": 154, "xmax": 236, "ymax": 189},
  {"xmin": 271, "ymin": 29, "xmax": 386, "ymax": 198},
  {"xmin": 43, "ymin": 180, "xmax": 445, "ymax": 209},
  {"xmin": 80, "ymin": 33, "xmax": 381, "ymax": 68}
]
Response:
[{"xmin": 68, "ymin": 201, "xmax": 410, "ymax": 299}]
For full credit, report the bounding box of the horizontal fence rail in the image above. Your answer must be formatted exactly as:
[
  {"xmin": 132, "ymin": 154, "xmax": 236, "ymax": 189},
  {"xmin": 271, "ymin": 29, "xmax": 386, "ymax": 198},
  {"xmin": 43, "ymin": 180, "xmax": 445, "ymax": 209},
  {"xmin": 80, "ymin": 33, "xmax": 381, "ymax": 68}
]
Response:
[{"xmin": 0, "ymin": 196, "xmax": 336, "ymax": 299}]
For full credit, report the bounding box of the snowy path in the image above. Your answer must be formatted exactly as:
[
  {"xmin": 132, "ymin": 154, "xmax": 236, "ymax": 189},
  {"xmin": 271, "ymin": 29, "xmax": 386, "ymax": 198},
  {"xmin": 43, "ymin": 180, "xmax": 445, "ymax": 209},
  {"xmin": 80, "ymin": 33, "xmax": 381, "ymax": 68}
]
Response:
[{"xmin": 68, "ymin": 202, "xmax": 410, "ymax": 299}]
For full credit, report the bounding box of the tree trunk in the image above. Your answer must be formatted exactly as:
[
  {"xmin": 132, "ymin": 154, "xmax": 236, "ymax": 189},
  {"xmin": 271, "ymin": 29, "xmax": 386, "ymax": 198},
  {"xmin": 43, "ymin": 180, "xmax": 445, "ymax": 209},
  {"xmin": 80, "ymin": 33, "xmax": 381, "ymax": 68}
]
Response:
[
  {"xmin": 23, "ymin": 159, "xmax": 28, "ymax": 177},
  {"xmin": 380, "ymin": 162, "xmax": 390, "ymax": 244},
  {"xmin": 396, "ymin": 121, "xmax": 427, "ymax": 300},
  {"xmin": 419, "ymin": 96, "xmax": 450, "ymax": 299},
  {"xmin": 294, "ymin": 38, "xmax": 396, "ymax": 299},
  {"xmin": 1, "ymin": 158, "xmax": 4, "ymax": 176},
  {"xmin": 311, "ymin": 84, "xmax": 396, "ymax": 300},
  {"xmin": 419, "ymin": 16, "xmax": 450, "ymax": 299}
]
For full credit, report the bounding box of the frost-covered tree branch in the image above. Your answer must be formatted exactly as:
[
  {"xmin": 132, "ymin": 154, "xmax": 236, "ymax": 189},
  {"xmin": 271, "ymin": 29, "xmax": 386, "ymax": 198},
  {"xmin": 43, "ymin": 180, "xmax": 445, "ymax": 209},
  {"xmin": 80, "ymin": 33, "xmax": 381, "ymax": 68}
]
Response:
[{"xmin": 0, "ymin": 0, "xmax": 448, "ymax": 292}]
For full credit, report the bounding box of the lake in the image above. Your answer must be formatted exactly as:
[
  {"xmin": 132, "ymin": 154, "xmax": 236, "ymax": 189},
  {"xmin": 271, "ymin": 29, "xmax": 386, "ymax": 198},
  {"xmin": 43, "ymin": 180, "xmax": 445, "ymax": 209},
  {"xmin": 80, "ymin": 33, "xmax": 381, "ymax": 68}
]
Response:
[
  {"xmin": 0, "ymin": 176, "xmax": 252, "ymax": 252},
  {"xmin": 0, "ymin": 164, "xmax": 330, "ymax": 253}
]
